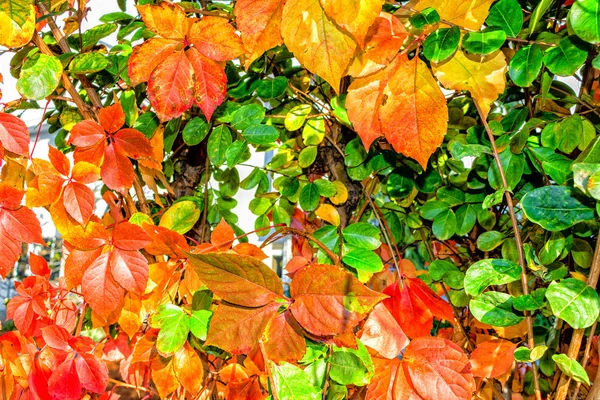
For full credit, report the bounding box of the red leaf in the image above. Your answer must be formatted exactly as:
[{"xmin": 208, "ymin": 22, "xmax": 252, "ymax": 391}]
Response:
[
  {"xmin": 148, "ymin": 50, "xmax": 194, "ymax": 121},
  {"xmin": 187, "ymin": 252, "xmax": 284, "ymax": 307},
  {"xmin": 98, "ymin": 102, "xmax": 125, "ymax": 134},
  {"xmin": 360, "ymin": 303, "xmax": 409, "ymax": 359},
  {"xmin": 63, "ymin": 182, "xmax": 95, "ymax": 225},
  {"xmin": 29, "ymin": 252, "xmax": 50, "ymax": 276},
  {"xmin": 262, "ymin": 311, "xmax": 306, "ymax": 363},
  {"xmin": 366, "ymin": 357, "xmax": 422, "ymax": 400},
  {"xmin": 109, "ymin": 248, "xmax": 149, "ymax": 294},
  {"xmin": 48, "ymin": 146, "xmax": 71, "ymax": 176},
  {"xmin": 0, "ymin": 226, "xmax": 21, "ymax": 277},
  {"xmin": 113, "ymin": 221, "xmax": 152, "ymax": 250},
  {"xmin": 71, "ymin": 161, "xmax": 101, "ymax": 184},
  {"xmin": 408, "ymin": 278, "xmax": 454, "ymax": 321},
  {"xmin": 41, "ymin": 325, "xmax": 72, "ymax": 352},
  {"xmin": 113, "ymin": 128, "xmax": 154, "ymax": 159},
  {"xmin": 0, "ymin": 206, "xmax": 44, "ymax": 244},
  {"xmin": 48, "ymin": 358, "xmax": 82, "ymax": 400},
  {"xmin": 128, "ymin": 38, "xmax": 180, "ymax": 86},
  {"xmin": 0, "ymin": 183, "xmax": 24, "ymax": 209},
  {"xmin": 211, "ymin": 218, "xmax": 234, "ymax": 250},
  {"xmin": 186, "ymin": 47, "xmax": 227, "ymax": 121},
  {"xmin": 470, "ymin": 339, "xmax": 517, "ymax": 378},
  {"xmin": 403, "ymin": 337, "xmax": 474, "ymax": 400},
  {"xmin": 69, "ymin": 120, "xmax": 105, "ymax": 148},
  {"xmin": 64, "ymin": 248, "xmax": 103, "ymax": 289},
  {"xmin": 290, "ymin": 263, "xmax": 387, "ymax": 336},
  {"xmin": 143, "ymin": 224, "xmax": 189, "ymax": 258},
  {"xmin": 81, "ymin": 252, "xmax": 125, "ymax": 318},
  {"xmin": 173, "ymin": 343, "xmax": 204, "ymax": 395},
  {"xmin": 75, "ymin": 353, "xmax": 108, "ymax": 393},
  {"xmin": 206, "ymin": 301, "xmax": 280, "ymax": 354},
  {"xmin": 0, "ymin": 112, "xmax": 29, "ymax": 157},
  {"xmin": 101, "ymin": 143, "xmax": 134, "ymax": 192},
  {"xmin": 188, "ymin": 17, "xmax": 245, "ymax": 61}
]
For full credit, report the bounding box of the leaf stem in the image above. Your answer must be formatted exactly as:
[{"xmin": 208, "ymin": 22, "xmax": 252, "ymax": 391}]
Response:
[
  {"xmin": 259, "ymin": 340, "xmax": 280, "ymax": 400},
  {"xmin": 473, "ymin": 99, "xmax": 542, "ymax": 400}
]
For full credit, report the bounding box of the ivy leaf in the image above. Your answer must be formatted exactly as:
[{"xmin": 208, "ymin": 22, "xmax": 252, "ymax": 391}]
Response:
[
  {"xmin": 366, "ymin": 357, "xmax": 421, "ymax": 399},
  {"xmin": 569, "ymin": 0, "xmax": 600, "ymax": 44},
  {"xmin": 347, "ymin": 53, "xmax": 448, "ymax": 168},
  {"xmin": 470, "ymin": 339, "xmax": 517, "ymax": 378},
  {"xmin": 272, "ymin": 362, "xmax": 321, "ymax": 400},
  {"xmin": 411, "ymin": 0, "xmax": 495, "ymax": 30},
  {"xmin": 48, "ymin": 358, "xmax": 82, "ymax": 400},
  {"xmin": 521, "ymin": 186, "xmax": 595, "ymax": 231},
  {"xmin": 0, "ymin": 0, "xmax": 35, "ymax": 48},
  {"xmin": 17, "ymin": 53, "xmax": 63, "ymax": 100},
  {"xmin": 187, "ymin": 47, "xmax": 228, "ymax": 121},
  {"xmin": 434, "ymin": 49, "xmax": 507, "ymax": 118},
  {"xmin": 151, "ymin": 304, "xmax": 190, "ymax": 353},
  {"xmin": 281, "ymin": 0, "xmax": 357, "ymax": 93},
  {"xmin": 403, "ymin": 337, "xmax": 474, "ymax": 399},
  {"xmin": 81, "ymin": 252, "xmax": 125, "ymax": 319},
  {"xmin": 509, "ymin": 44, "xmax": 543, "ymax": 87},
  {"xmin": 552, "ymin": 354, "xmax": 591, "ymax": 385},
  {"xmin": 186, "ymin": 252, "xmax": 284, "ymax": 307},
  {"xmin": 546, "ymin": 279, "xmax": 600, "ymax": 329},
  {"xmin": 486, "ymin": 0, "xmax": 523, "ymax": 36},
  {"xmin": 290, "ymin": 264, "xmax": 386, "ymax": 336}
]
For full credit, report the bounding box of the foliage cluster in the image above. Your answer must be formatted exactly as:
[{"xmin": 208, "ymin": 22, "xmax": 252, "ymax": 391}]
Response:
[{"xmin": 1, "ymin": 0, "xmax": 600, "ymax": 399}]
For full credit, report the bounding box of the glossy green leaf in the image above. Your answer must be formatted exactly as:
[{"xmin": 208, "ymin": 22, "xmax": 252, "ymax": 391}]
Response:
[
  {"xmin": 462, "ymin": 27, "xmax": 506, "ymax": 55},
  {"xmin": 423, "ymin": 26, "xmax": 460, "ymax": 63},
  {"xmin": 521, "ymin": 186, "xmax": 595, "ymax": 231},
  {"xmin": 476, "ymin": 230, "xmax": 505, "ymax": 251},
  {"xmin": 342, "ymin": 222, "xmax": 381, "ymax": 250},
  {"xmin": 488, "ymin": 149, "xmax": 524, "ymax": 190},
  {"xmin": 409, "ymin": 7, "xmax": 440, "ymax": 28},
  {"xmin": 342, "ymin": 248, "xmax": 384, "ymax": 273},
  {"xmin": 151, "ymin": 304, "xmax": 190, "ymax": 353},
  {"xmin": 546, "ymin": 279, "xmax": 600, "ymax": 329},
  {"xmin": 470, "ymin": 292, "xmax": 524, "ymax": 327},
  {"xmin": 420, "ymin": 201, "xmax": 451, "ymax": 220},
  {"xmin": 329, "ymin": 340, "xmax": 373, "ymax": 386},
  {"xmin": 159, "ymin": 200, "xmax": 202, "ymax": 234},
  {"xmin": 300, "ymin": 182, "xmax": 320, "ymax": 211},
  {"xmin": 69, "ymin": 52, "xmax": 109, "ymax": 74},
  {"xmin": 552, "ymin": 354, "xmax": 590, "ymax": 385},
  {"xmin": 344, "ymin": 137, "xmax": 367, "ymax": 167},
  {"xmin": 226, "ymin": 140, "xmax": 250, "ymax": 168},
  {"xmin": 299, "ymin": 146, "xmax": 318, "ymax": 168},
  {"xmin": 183, "ymin": 117, "xmax": 210, "ymax": 146},
  {"xmin": 572, "ymin": 238, "xmax": 593, "ymax": 268},
  {"xmin": 257, "ymin": 76, "xmax": 288, "ymax": 99},
  {"xmin": 514, "ymin": 288, "xmax": 546, "ymax": 311},
  {"xmin": 569, "ymin": 0, "xmax": 600, "ymax": 44},
  {"xmin": 231, "ymin": 104, "xmax": 265, "ymax": 132},
  {"xmin": 302, "ymin": 117, "xmax": 325, "ymax": 145},
  {"xmin": 543, "ymin": 36, "xmax": 588, "ymax": 76},
  {"xmin": 272, "ymin": 362, "xmax": 321, "ymax": 400},
  {"xmin": 243, "ymin": 124, "xmax": 279, "ymax": 145},
  {"xmin": 432, "ymin": 209, "xmax": 456, "ymax": 240},
  {"xmin": 387, "ymin": 170, "xmax": 415, "ymax": 199},
  {"xmin": 486, "ymin": 0, "xmax": 523, "ymax": 36},
  {"xmin": 509, "ymin": 44, "xmax": 543, "ymax": 87},
  {"xmin": 455, "ymin": 204, "xmax": 477, "ymax": 236},
  {"xmin": 207, "ymin": 125, "xmax": 232, "ymax": 166},
  {"xmin": 464, "ymin": 259, "xmax": 521, "ymax": 296},
  {"xmin": 189, "ymin": 309, "xmax": 212, "ymax": 341},
  {"xmin": 17, "ymin": 53, "xmax": 62, "ymax": 100}
]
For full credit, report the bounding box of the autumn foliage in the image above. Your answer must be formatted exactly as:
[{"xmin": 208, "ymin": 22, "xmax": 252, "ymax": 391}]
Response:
[{"xmin": 1, "ymin": 0, "xmax": 600, "ymax": 399}]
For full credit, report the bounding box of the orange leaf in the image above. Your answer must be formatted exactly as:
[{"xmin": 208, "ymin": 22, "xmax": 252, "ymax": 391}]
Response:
[
  {"xmin": 281, "ymin": 0, "xmax": 356, "ymax": 93},
  {"xmin": 128, "ymin": 38, "xmax": 181, "ymax": 86},
  {"xmin": 403, "ymin": 337, "xmax": 474, "ymax": 400},
  {"xmin": 347, "ymin": 53, "xmax": 448, "ymax": 168},
  {"xmin": 151, "ymin": 355, "xmax": 179, "ymax": 398},
  {"xmin": 118, "ymin": 293, "xmax": 142, "ymax": 339},
  {"xmin": 226, "ymin": 377, "xmax": 266, "ymax": 400},
  {"xmin": 320, "ymin": 0, "xmax": 385, "ymax": 47},
  {"xmin": 0, "ymin": 112, "xmax": 29, "ymax": 157},
  {"xmin": 366, "ymin": 357, "xmax": 422, "ymax": 400},
  {"xmin": 409, "ymin": 0, "xmax": 494, "ymax": 31},
  {"xmin": 113, "ymin": 129, "xmax": 154, "ymax": 160},
  {"xmin": 188, "ymin": 17, "xmax": 244, "ymax": 61},
  {"xmin": 101, "ymin": 144, "xmax": 135, "ymax": 193},
  {"xmin": 470, "ymin": 339, "xmax": 517, "ymax": 378},
  {"xmin": 360, "ymin": 303, "xmax": 409, "ymax": 359},
  {"xmin": 48, "ymin": 146, "xmax": 71, "ymax": 177},
  {"xmin": 211, "ymin": 218, "xmax": 235, "ymax": 250},
  {"xmin": 98, "ymin": 102, "xmax": 125, "ymax": 134},
  {"xmin": 262, "ymin": 311, "xmax": 306, "ymax": 363},
  {"xmin": 233, "ymin": 243, "xmax": 268, "ymax": 260},
  {"xmin": 234, "ymin": 0, "xmax": 284, "ymax": 68},
  {"xmin": 81, "ymin": 252, "xmax": 126, "ymax": 318},
  {"xmin": 63, "ymin": 182, "xmax": 95, "ymax": 225},
  {"xmin": 29, "ymin": 252, "xmax": 50, "ymax": 277},
  {"xmin": 173, "ymin": 343, "xmax": 204, "ymax": 395},
  {"xmin": 137, "ymin": 1, "xmax": 188, "ymax": 40},
  {"xmin": 290, "ymin": 263, "xmax": 387, "ymax": 336},
  {"xmin": 186, "ymin": 47, "xmax": 227, "ymax": 121}
]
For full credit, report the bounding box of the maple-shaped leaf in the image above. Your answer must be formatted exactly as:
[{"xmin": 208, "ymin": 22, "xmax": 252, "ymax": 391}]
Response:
[
  {"xmin": 320, "ymin": 0, "xmax": 385, "ymax": 47},
  {"xmin": 403, "ymin": 337, "xmax": 474, "ymax": 400},
  {"xmin": 205, "ymin": 301, "xmax": 280, "ymax": 354},
  {"xmin": 129, "ymin": 2, "xmax": 243, "ymax": 121},
  {"xmin": 173, "ymin": 342, "xmax": 204, "ymax": 395},
  {"xmin": 433, "ymin": 50, "xmax": 507, "ymax": 118},
  {"xmin": 234, "ymin": 0, "xmax": 285, "ymax": 68},
  {"xmin": 0, "ymin": 112, "xmax": 29, "ymax": 158},
  {"xmin": 186, "ymin": 252, "xmax": 285, "ymax": 307},
  {"xmin": 366, "ymin": 357, "xmax": 422, "ymax": 400},
  {"xmin": 469, "ymin": 339, "xmax": 517, "ymax": 378},
  {"xmin": 409, "ymin": 0, "xmax": 494, "ymax": 30},
  {"xmin": 290, "ymin": 263, "xmax": 387, "ymax": 336},
  {"xmin": 68, "ymin": 102, "xmax": 153, "ymax": 193},
  {"xmin": 347, "ymin": 13, "xmax": 408, "ymax": 78},
  {"xmin": 360, "ymin": 303, "xmax": 409, "ymax": 359},
  {"xmin": 347, "ymin": 53, "xmax": 448, "ymax": 168},
  {"xmin": 383, "ymin": 277, "xmax": 454, "ymax": 339},
  {"xmin": 281, "ymin": 0, "xmax": 357, "ymax": 93},
  {"xmin": 262, "ymin": 311, "xmax": 306, "ymax": 363}
]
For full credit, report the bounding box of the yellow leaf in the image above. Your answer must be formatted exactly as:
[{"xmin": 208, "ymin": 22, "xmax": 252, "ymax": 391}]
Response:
[
  {"xmin": 315, "ymin": 204, "xmax": 341, "ymax": 226},
  {"xmin": 330, "ymin": 181, "xmax": 348, "ymax": 205},
  {"xmin": 281, "ymin": 0, "xmax": 357, "ymax": 93},
  {"xmin": 347, "ymin": 53, "xmax": 448, "ymax": 168},
  {"xmin": 0, "ymin": 0, "xmax": 35, "ymax": 48},
  {"xmin": 235, "ymin": 0, "xmax": 285, "ymax": 69},
  {"xmin": 433, "ymin": 50, "xmax": 507, "ymax": 118},
  {"xmin": 320, "ymin": 0, "xmax": 385, "ymax": 47},
  {"xmin": 409, "ymin": 0, "xmax": 495, "ymax": 31}
]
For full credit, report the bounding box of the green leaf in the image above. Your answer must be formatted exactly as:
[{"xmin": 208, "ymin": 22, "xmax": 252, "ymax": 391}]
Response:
[
  {"xmin": 344, "ymin": 137, "xmax": 367, "ymax": 167},
  {"xmin": 330, "ymin": 95, "xmax": 351, "ymax": 126},
  {"xmin": 486, "ymin": 0, "xmax": 523, "ymax": 36},
  {"xmin": 329, "ymin": 340, "xmax": 373, "ymax": 386},
  {"xmin": 552, "ymin": 354, "xmax": 591, "ymax": 385},
  {"xmin": 488, "ymin": 149, "xmax": 524, "ymax": 190},
  {"xmin": 538, "ymin": 232, "xmax": 565, "ymax": 265},
  {"xmin": 342, "ymin": 222, "xmax": 381, "ymax": 250},
  {"xmin": 231, "ymin": 104, "xmax": 265, "ymax": 131},
  {"xmin": 299, "ymin": 146, "xmax": 318, "ymax": 168},
  {"xmin": 150, "ymin": 304, "xmax": 190, "ymax": 353},
  {"xmin": 285, "ymin": 104, "xmax": 312, "ymax": 131},
  {"xmin": 521, "ymin": 186, "xmax": 595, "ymax": 232},
  {"xmin": 462, "ymin": 27, "xmax": 507, "ymax": 55},
  {"xmin": 159, "ymin": 200, "xmax": 202, "ymax": 234},
  {"xmin": 409, "ymin": 7, "xmax": 440, "ymax": 29},
  {"xmin": 455, "ymin": 204, "xmax": 477, "ymax": 236},
  {"xmin": 423, "ymin": 26, "xmax": 460, "ymax": 62},
  {"xmin": 514, "ymin": 347, "xmax": 531, "ymax": 362},
  {"xmin": 189, "ymin": 309, "xmax": 212, "ymax": 341},
  {"xmin": 99, "ymin": 12, "xmax": 134, "ymax": 22},
  {"xmin": 572, "ymin": 238, "xmax": 593, "ymax": 268},
  {"xmin": 509, "ymin": 44, "xmax": 543, "ymax": 87},
  {"xmin": 120, "ymin": 90, "xmax": 138, "ymax": 126},
  {"xmin": 272, "ymin": 362, "xmax": 320, "ymax": 400},
  {"xmin": 226, "ymin": 140, "xmax": 250, "ymax": 168},
  {"xmin": 300, "ymin": 182, "xmax": 320, "ymax": 211},
  {"xmin": 342, "ymin": 248, "xmax": 384, "ymax": 273},
  {"xmin": 183, "ymin": 117, "xmax": 210, "ymax": 146},
  {"xmin": 302, "ymin": 117, "xmax": 326, "ymax": 145},
  {"xmin": 133, "ymin": 112, "xmax": 159, "ymax": 138},
  {"xmin": 243, "ymin": 124, "xmax": 279, "ymax": 145},
  {"xmin": 420, "ymin": 201, "xmax": 451, "ymax": 220},
  {"xmin": 16, "ymin": 53, "xmax": 62, "ymax": 100},
  {"xmin": 569, "ymin": 0, "xmax": 600, "ymax": 44},
  {"xmin": 436, "ymin": 187, "xmax": 465, "ymax": 206},
  {"xmin": 476, "ymin": 231, "xmax": 506, "ymax": 251},
  {"xmin": 207, "ymin": 125, "xmax": 233, "ymax": 166},
  {"xmin": 257, "ymin": 76, "xmax": 288, "ymax": 99},
  {"xmin": 69, "ymin": 52, "xmax": 109, "ymax": 74},
  {"xmin": 470, "ymin": 292, "xmax": 524, "ymax": 327},
  {"xmin": 543, "ymin": 36, "xmax": 588, "ymax": 76},
  {"xmin": 432, "ymin": 209, "xmax": 456, "ymax": 240},
  {"xmin": 428, "ymin": 260, "xmax": 464, "ymax": 289},
  {"xmin": 514, "ymin": 288, "xmax": 546, "ymax": 311},
  {"xmin": 546, "ymin": 279, "xmax": 600, "ymax": 329},
  {"xmin": 464, "ymin": 259, "xmax": 521, "ymax": 296},
  {"xmin": 529, "ymin": 0, "xmax": 552, "ymax": 34},
  {"xmin": 387, "ymin": 170, "xmax": 415, "ymax": 199},
  {"xmin": 314, "ymin": 179, "xmax": 336, "ymax": 197}
]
